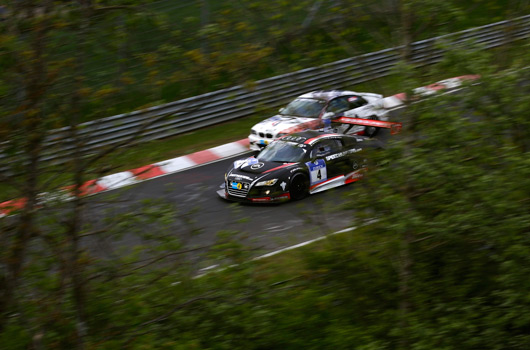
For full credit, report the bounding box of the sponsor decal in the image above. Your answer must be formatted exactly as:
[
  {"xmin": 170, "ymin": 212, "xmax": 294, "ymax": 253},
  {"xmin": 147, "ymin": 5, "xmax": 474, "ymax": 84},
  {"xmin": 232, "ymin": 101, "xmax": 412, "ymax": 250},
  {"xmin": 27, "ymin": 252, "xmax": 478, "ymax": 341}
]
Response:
[
  {"xmin": 325, "ymin": 153, "xmax": 341, "ymax": 161},
  {"xmin": 280, "ymin": 181, "xmax": 287, "ymax": 191},
  {"xmin": 230, "ymin": 181, "xmax": 250, "ymax": 190},
  {"xmin": 325, "ymin": 148, "xmax": 361, "ymax": 161},
  {"xmin": 282, "ymin": 135, "xmax": 307, "ymax": 142},
  {"xmin": 252, "ymin": 197, "xmax": 271, "ymax": 202},
  {"xmin": 306, "ymin": 159, "xmax": 327, "ymax": 185},
  {"xmin": 250, "ymin": 162, "xmax": 265, "ymax": 170},
  {"xmin": 229, "ymin": 174, "xmax": 254, "ymax": 181},
  {"xmin": 251, "ymin": 194, "xmax": 290, "ymax": 202},
  {"xmin": 234, "ymin": 157, "xmax": 259, "ymax": 169},
  {"xmin": 231, "ymin": 182, "xmax": 243, "ymax": 190},
  {"xmin": 344, "ymin": 169, "xmax": 365, "ymax": 184},
  {"xmin": 310, "ymin": 175, "xmax": 342, "ymax": 190},
  {"xmin": 348, "ymin": 172, "xmax": 363, "ymax": 180}
]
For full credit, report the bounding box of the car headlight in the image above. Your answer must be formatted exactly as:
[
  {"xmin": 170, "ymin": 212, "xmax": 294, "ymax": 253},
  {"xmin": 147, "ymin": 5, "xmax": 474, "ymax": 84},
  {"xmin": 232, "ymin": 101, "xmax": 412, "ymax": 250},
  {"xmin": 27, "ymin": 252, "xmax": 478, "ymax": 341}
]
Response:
[{"xmin": 256, "ymin": 178, "xmax": 278, "ymax": 186}]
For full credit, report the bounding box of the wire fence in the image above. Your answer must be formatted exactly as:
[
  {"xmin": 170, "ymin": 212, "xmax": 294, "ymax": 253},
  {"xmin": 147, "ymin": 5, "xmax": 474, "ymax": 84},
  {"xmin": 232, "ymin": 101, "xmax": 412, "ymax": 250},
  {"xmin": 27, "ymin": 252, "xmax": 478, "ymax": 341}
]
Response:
[{"xmin": 2, "ymin": 15, "xmax": 529, "ymax": 171}]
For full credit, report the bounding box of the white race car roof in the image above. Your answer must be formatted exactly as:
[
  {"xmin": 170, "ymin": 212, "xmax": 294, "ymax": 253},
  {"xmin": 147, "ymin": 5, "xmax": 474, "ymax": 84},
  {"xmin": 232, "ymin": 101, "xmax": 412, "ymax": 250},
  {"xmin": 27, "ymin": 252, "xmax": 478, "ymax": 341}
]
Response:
[{"xmin": 297, "ymin": 90, "xmax": 383, "ymax": 101}]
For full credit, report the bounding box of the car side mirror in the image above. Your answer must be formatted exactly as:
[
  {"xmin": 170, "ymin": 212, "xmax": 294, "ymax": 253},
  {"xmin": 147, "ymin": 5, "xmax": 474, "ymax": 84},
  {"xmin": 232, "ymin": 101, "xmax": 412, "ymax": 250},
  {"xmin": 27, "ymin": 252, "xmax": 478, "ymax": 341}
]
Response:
[{"xmin": 279, "ymin": 107, "xmax": 285, "ymax": 113}]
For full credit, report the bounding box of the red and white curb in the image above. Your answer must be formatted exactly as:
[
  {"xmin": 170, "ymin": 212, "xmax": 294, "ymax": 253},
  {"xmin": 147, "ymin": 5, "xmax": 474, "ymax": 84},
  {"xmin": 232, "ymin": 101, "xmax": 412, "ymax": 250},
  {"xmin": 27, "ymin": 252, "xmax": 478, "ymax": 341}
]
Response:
[
  {"xmin": 382, "ymin": 75, "xmax": 480, "ymax": 109},
  {"xmin": 0, "ymin": 139, "xmax": 250, "ymax": 218},
  {"xmin": 0, "ymin": 76, "xmax": 479, "ymax": 218}
]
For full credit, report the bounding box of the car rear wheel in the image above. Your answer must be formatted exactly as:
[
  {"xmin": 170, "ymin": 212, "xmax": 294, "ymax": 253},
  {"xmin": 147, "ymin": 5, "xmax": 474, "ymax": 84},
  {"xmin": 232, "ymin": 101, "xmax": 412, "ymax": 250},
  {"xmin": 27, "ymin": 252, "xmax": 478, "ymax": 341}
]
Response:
[
  {"xmin": 289, "ymin": 173, "xmax": 309, "ymax": 200},
  {"xmin": 365, "ymin": 116, "xmax": 379, "ymax": 138}
]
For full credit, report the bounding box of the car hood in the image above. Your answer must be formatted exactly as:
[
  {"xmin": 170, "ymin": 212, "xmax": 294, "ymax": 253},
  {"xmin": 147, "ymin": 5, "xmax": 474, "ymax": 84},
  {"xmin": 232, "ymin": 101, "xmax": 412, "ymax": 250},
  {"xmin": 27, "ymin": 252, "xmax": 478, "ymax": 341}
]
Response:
[
  {"xmin": 252, "ymin": 114, "xmax": 321, "ymax": 135},
  {"xmin": 230, "ymin": 157, "xmax": 297, "ymax": 177}
]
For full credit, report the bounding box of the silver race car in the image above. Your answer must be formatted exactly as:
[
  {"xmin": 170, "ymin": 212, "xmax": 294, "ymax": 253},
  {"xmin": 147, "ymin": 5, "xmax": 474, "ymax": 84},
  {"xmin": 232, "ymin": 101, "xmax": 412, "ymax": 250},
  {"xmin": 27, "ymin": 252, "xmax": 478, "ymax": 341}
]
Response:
[{"xmin": 248, "ymin": 90, "xmax": 392, "ymax": 151}]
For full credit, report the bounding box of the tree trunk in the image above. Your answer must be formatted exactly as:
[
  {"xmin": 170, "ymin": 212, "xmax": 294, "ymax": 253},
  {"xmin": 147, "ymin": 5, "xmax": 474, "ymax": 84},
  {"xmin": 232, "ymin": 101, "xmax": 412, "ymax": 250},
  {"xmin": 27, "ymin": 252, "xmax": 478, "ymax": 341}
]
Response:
[
  {"xmin": 0, "ymin": 0, "xmax": 50, "ymax": 332},
  {"xmin": 398, "ymin": 230, "xmax": 413, "ymax": 349},
  {"xmin": 399, "ymin": 0, "xmax": 414, "ymax": 61}
]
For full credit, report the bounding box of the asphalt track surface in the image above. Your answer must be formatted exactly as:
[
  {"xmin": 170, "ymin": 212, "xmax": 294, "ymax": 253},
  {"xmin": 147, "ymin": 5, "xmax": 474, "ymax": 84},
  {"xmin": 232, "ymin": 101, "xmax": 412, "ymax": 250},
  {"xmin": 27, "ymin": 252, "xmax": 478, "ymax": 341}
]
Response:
[
  {"xmin": 85, "ymin": 152, "xmax": 359, "ymax": 261},
  {"xmin": 45, "ymin": 81, "xmax": 483, "ymax": 269},
  {"xmin": 80, "ymin": 124, "xmax": 395, "ymax": 271},
  {"xmin": 2, "ymin": 79, "xmax": 478, "ymax": 271}
]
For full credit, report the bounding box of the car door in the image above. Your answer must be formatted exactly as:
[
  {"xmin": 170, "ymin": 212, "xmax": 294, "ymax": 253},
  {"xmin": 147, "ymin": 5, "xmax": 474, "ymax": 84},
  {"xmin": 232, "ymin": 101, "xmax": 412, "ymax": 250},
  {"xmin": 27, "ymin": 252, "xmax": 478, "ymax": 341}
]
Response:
[
  {"xmin": 308, "ymin": 139, "xmax": 345, "ymax": 182},
  {"xmin": 340, "ymin": 136, "xmax": 365, "ymax": 175}
]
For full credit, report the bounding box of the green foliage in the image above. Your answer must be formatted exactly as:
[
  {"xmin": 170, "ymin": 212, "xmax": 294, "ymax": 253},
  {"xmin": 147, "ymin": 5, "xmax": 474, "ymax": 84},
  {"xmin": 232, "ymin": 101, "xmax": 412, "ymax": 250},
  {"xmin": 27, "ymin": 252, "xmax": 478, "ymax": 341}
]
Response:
[
  {"xmin": 341, "ymin": 52, "xmax": 530, "ymax": 348},
  {"xmin": 1, "ymin": 1, "xmax": 529, "ymax": 349},
  {"xmin": 1, "ymin": 0, "xmax": 523, "ymax": 122}
]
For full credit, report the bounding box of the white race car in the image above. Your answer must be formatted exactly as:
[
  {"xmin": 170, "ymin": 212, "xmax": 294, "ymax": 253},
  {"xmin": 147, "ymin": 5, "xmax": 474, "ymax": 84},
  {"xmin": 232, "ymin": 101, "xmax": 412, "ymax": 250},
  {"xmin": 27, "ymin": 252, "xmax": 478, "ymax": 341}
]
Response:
[{"xmin": 248, "ymin": 90, "xmax": 392, "ymax": 151}]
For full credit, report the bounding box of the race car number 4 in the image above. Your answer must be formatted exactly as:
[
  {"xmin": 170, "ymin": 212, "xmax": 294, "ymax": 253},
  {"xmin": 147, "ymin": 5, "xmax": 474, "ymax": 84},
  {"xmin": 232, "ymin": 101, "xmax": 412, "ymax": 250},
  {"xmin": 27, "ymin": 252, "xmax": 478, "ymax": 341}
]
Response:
[{"xmin": 306, "ymin": 159, "xmax": 327, "ymax": 185}]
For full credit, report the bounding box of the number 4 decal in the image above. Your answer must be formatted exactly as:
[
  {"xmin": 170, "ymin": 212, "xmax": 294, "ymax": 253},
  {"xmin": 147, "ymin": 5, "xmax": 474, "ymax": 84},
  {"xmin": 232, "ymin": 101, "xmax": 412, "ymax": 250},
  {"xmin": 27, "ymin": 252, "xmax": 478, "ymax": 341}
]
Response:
[{"xmin": 306, "ymin": 159, "xmax": 327, "ymax": 185}]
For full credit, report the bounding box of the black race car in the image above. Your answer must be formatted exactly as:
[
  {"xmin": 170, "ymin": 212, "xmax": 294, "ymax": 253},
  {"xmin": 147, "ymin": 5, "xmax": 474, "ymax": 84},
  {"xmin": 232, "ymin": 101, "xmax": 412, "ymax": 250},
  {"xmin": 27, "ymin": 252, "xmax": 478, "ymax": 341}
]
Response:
[{"xmin": 217, "ymin": 130, "xmax": 383, "ymax": 203}]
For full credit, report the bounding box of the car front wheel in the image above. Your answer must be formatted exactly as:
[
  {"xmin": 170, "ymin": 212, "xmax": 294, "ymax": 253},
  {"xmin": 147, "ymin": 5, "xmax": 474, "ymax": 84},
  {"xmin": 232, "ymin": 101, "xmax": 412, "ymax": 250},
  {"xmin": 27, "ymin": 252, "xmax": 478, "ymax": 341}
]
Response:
[{"xmin": 289, "ymin": 173, "xmax": 309, "ymax": 200}]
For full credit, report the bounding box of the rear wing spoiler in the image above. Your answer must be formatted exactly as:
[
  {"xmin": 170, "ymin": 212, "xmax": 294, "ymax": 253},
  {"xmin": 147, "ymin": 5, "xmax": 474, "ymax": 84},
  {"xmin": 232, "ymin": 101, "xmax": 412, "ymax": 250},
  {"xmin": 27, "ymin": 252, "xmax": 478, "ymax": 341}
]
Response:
[{"xmin": 332, "ymin": 117, "xmax": 402, "ymax": 135}]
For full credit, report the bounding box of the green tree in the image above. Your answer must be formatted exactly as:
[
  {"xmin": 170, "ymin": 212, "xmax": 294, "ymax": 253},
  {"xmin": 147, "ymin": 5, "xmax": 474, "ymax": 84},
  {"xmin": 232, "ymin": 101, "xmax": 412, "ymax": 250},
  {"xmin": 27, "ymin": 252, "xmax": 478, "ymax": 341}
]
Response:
[
  {"xmin": 0, "ymin": 1, "xmax": 191, "ymax": 348},
  {"xmin": 343, "ymin": 47, "xmax": 530, "ymax": 348}
]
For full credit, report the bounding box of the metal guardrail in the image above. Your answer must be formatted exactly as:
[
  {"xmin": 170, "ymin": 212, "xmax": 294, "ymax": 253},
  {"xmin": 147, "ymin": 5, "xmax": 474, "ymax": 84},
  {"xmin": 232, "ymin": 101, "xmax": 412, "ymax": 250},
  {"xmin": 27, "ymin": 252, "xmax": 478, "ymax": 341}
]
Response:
[{"xmin": 2, "ymin": 15, "xmax": 530, "ymax": 169}]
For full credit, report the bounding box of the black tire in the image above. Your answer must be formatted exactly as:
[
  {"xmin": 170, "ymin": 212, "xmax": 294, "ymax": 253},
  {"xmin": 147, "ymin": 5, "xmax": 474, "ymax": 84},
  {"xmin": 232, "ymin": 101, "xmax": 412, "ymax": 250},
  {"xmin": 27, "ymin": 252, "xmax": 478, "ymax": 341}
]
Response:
[
  {"xmin": 364, "ymin": 116, "xmax": 379, "ymax": 138},
  {"xmin": 289, "ymin": 173, "xmax": 309, "ymax": 200}
]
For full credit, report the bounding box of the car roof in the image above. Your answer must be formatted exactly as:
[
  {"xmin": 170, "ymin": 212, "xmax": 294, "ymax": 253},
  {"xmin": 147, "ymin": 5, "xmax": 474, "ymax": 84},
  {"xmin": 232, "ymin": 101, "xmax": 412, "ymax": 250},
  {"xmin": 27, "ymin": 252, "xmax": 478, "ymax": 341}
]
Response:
[
  {"xmin": 280, "ymin": 130, "xmax": 348, "ymax": 145},
  {"xmin": 297, "ymin": 90, "xmax": 359, "ymax": 102}
]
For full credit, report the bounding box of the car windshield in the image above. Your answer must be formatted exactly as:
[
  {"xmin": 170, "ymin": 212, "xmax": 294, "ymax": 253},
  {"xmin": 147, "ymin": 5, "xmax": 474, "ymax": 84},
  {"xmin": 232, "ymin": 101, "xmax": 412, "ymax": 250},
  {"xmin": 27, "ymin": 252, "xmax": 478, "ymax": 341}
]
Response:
[
  {"xmin": 258, "ymin": 141, "xmax": 308, "ymax": 163},
  {"xmin": 280, "ymin": 98, "xmax": 326, "ymax": 118}
]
